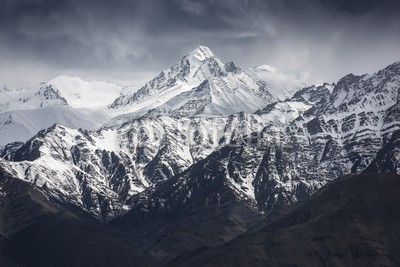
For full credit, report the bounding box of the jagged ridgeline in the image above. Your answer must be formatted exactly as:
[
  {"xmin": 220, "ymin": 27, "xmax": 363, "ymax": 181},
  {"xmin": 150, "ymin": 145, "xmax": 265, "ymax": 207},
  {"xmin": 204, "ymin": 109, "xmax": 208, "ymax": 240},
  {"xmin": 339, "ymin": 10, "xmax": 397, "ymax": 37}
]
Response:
[
  {"xmin": 1, "ymin": 47, "xmax": 400, "ymax": 265},
  {"xmin": 0, "ymin": 46, "xmax": 309, "ymax": 219}
]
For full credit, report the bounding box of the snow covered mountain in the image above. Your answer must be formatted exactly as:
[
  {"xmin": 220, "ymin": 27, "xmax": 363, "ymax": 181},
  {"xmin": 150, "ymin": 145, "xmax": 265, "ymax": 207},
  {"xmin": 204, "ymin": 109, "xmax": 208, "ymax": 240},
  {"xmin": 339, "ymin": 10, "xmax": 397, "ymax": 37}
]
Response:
[
  {"xmin": 1, "ymin": 43, "xmax": 400, "ymax": 260},
  {"xmin": 0, "ymin": 46, "xmax": 312, "ymax": 221},
  {"xmin": 0, "ymin": 77, "xmax": 124, "ymax": 146},
  {"xmin": 47, "ymin": 76, "xmax": 123, "ymax": 109},
  {"xmin": 0, "ymin": 82, "xmax": 68, "ymax": 113},
  {"xmin": 0, "ymin": 94, "xmax": 314, "ymax": 219},
  {"xmin": 0, "ymin": 76, "xmax": 122, "ymax": 113},
  {"xmin": 104, "ymin": 64, "xmax": 400, "ymax": 261},
  {"xmin": 2, "ymin": 61, "xmax": 400, "ymax": 222},
  {"xmin": 1, "ymin": 49, "xmax": 400, "ymax": 265},
  {"xmin": 108, "ymin": 46, "xmax": 306, "ymax": 121},
  {"xmin": 231, "ymin": 62, "xmax": 400, "ymax": 212},
  {"xmin": 0, "ymin": 46, "xmax": 305, "ymax": 146},
  {"xmin": 0, "ymin": 106, "xmax": 111, "ymax": 146}
]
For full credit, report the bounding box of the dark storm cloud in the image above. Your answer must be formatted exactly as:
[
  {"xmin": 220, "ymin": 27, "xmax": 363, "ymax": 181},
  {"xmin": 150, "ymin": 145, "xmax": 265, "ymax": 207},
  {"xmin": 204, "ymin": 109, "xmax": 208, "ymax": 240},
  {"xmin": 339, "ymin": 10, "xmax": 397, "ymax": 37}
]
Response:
[{"xmin": 0, "ymin": 0, "xmax": 399, "ymax": 86}]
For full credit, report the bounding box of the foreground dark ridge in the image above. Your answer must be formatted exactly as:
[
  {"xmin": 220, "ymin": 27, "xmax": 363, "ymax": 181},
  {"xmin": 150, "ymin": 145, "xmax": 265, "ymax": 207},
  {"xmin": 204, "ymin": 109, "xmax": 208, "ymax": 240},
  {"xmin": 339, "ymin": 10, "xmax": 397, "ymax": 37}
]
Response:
[
  {"xmin": 1, "ymin": 171, "xmax": 399, "ymax": 266},
  {"xmin": 168, "ymin": 173, "xmax": 400, "ymax": 266},
  {"xmin": 0, "ymin": 168, "xmax": 150, "ymax": 267}
]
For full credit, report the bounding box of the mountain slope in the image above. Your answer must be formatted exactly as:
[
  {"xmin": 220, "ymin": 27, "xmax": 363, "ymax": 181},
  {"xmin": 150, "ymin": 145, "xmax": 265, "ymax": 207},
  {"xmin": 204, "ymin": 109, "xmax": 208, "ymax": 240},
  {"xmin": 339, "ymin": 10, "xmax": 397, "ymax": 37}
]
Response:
[
  {"xmin": 247, "ymin": 62, "xmax": 400, "ymax": 212},
  {"xmin": 47, "ymin": 76, "xmax": 122, "ymax": 109},
  {"xmin": 0, "ymin": 76, "xmax": 122, "ymax": 113},
  {"xmin": 0, "ymin": 47, "xmax": 305, "ymax": 145},
  {"xmin": 108, "ymin": 46, "xmax": 306, "ymax": 121},
  {"xmin": 0, "ymin": 82, "xmax": 318, "ymax": 220},
  {"xmin": 109, "ymin": 46, "xmax": 227, "ymax": 112},
  {"xmin": 111, "ymin": 146, "xmax": 265, "ymax": 264},
  {"xmin": 169, "ymin": 173, "xmax": 400, "ymax": 266},
  {"xmin": 1, "ymin": 57, "xmax": 400, "ymax": 266},
  {"xmin": 0, "ymin": 77, "xmax": 124, "ymax": 146},
  {"xmin": 0, "ymin": 106, "xmax": 110, "ymax": 146},
  {"xmin": 0, "ymin": 166, "xmax": 149, "ymax": 267},
  {"xmin": 2, "ymin": 60, "xmax": 400, "ymax": 220}
]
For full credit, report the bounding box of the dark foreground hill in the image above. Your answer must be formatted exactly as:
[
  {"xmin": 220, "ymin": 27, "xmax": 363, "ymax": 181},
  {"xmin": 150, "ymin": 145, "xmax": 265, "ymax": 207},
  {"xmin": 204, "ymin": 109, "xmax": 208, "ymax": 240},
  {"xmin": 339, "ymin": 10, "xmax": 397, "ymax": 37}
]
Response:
[
  {"xmin": 1, "ymin": 168, "xmax": 400, "ymax": 266},
  {"xmin": 169, "ymin": 173, "xmax": 400, "ymax": 266},
  {"xmin": 0, "ymin": 168, "xmax": 150, "ymax": 267}
]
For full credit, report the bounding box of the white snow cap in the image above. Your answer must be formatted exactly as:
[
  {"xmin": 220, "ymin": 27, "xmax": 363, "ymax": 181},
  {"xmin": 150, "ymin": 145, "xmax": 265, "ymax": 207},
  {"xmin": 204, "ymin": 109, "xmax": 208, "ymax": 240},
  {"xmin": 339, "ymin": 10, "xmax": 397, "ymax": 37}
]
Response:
[
  {"xmin": 188, "ymin": 45, "xmax": 216, "ymax": 61},
  {"xmin": 47, "ymin": 76, "xmax": 121, "ymax": 109}
]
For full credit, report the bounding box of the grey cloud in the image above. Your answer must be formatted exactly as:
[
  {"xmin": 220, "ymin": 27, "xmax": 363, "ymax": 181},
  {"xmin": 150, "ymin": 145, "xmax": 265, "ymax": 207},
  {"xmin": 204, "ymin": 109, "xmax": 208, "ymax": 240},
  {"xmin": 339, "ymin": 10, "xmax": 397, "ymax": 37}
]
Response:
[{"xmin": 0, "ymin": 0, "xmax": 399, "ymax": 87}]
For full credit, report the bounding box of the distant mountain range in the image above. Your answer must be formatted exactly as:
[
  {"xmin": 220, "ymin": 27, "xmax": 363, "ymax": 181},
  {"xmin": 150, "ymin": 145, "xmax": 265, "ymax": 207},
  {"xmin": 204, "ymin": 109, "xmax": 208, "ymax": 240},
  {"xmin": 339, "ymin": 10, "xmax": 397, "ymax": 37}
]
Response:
[
  {"xmin": 1, "ymin": 46, "xmax": 400, "ymax": 266},
  {"xmin": 0, "ymin": 46, "xmax": 306, "ymax": 146}
]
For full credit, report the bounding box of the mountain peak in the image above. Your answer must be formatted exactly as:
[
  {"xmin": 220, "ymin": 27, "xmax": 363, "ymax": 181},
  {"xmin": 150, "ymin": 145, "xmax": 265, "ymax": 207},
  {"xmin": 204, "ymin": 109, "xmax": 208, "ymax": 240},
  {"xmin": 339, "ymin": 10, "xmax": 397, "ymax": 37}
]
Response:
[
  {"xmin": 382, "ymin": 60, "xmax": 400, "ymax": 74},
  {"xmin": 187, "ymin": 45, "xmax": 216, "ymax": 61},
  {"xmin": 45, "ymin": 76, "xmax": 121, "ymax": 109}
]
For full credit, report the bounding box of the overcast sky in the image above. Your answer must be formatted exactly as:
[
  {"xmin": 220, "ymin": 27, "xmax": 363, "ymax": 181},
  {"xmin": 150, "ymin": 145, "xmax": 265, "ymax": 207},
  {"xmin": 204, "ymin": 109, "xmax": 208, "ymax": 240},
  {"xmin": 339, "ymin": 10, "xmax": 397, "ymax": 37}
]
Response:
[{"xmin": 1, "ymin": 0, "xmax": 400, "ymax": 87}]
